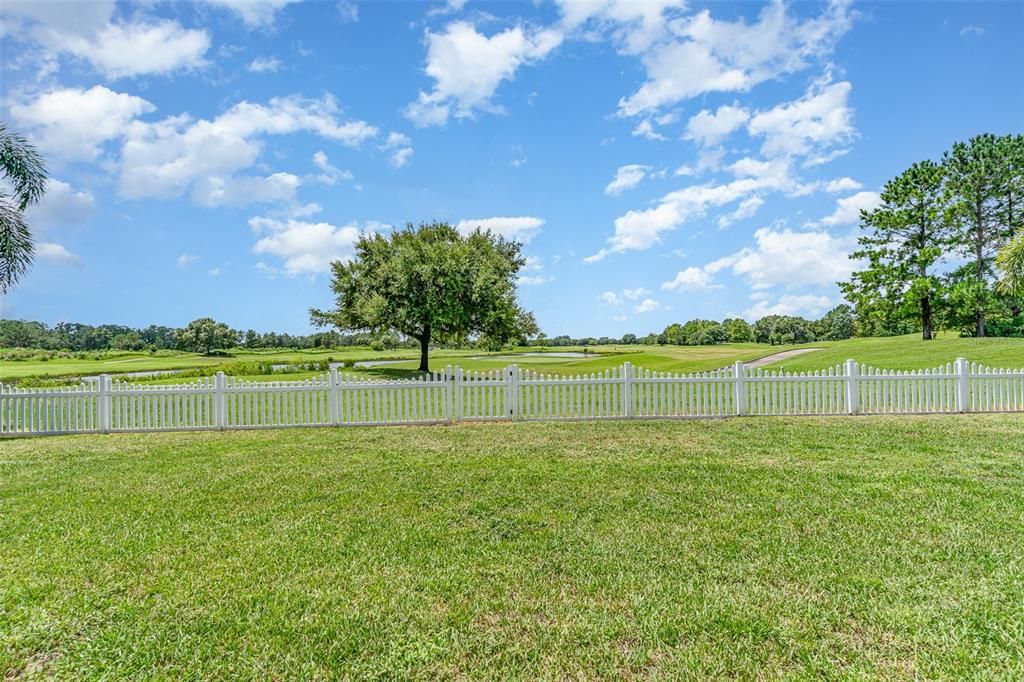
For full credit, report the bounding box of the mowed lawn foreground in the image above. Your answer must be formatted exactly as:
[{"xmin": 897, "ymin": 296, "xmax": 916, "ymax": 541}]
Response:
[{"xmin": 2, "ymin": 419, "xmax": 1023, "ymax": 679}]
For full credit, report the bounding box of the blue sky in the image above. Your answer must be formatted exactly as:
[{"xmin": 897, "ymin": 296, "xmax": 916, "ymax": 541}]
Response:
[{"xmin": 2, "ymin": 0, "xmax": 1022, "ymax": 337}]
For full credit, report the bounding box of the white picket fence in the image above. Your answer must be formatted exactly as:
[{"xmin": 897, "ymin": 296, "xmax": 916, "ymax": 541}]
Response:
[{"xmin": 2, "ymin": 359, "xmax": 1023, "ymax": 437}]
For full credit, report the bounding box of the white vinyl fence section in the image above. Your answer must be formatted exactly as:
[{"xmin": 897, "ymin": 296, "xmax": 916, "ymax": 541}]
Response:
[{"xmin": 2, "ymin": 359, "xmax": 1023, "ymax": 438}]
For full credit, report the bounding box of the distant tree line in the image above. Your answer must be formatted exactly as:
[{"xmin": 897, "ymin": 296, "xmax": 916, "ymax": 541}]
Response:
[
  {"xmin": 842, "ymin": 133, "xmax": 1024, "ymax": 340},
  {"xmin": 528, "ymin": 305, "xmax": 855, "ymax": 347},
  {"xmin": 0, "ymin": 318, "xmax": 400, "ymax": 354}
]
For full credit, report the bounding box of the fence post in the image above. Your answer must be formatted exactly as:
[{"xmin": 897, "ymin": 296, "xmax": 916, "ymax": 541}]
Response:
[
  {"xmin": 506, "ymin": 365, "xmax": 520, "ymax": 421},
  {"xmin": 733, "ymin": 360, "xmax": 747, "ymax": 416},
  {"xmin": 621, "ymin": 362, "xmax": 633, "ymax": 418},
  {"xmin": 214, "ymin": 371, "xmax": 227, "ymax": 430},
  {"xmin": 844, "ymin": 359, "xmax": 859, "ymax": 415},
  {"xmin": 98, "ymin": 374, "xmax": 111, "ymax": 433},
  {"xmin": 328, "ymin": 367, "xmax": 340, "ymax": 425},
  {"xmin": 955, "ymin": 357, "xmax": 970, "ymax": 413},
  {"xmin": 451, "ymin": 365, "xmax": 462, "ymax": 423}
]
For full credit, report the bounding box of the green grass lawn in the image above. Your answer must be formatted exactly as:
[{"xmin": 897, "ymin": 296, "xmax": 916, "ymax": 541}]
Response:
[
  {"xmin": 3, "ymin": 335, "xmax": 1022, "ymax": 386},
  {"xmin": 762, "ymin": 333, "xmax": 1024, "ymax": 372},
  {"xmin": 3, "ymin": 418, "xmax": 1022, "ymax": 679}
]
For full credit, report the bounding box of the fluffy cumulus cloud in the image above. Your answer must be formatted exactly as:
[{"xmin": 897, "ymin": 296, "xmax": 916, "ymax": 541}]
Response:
[
  {"xmin": 661, "ymin": 266, "xmax": 717, "ymax": 292},
  {"xmin": 662, "ymin": 226, "xmax": 855, "ymax": 294},
  {"xmin": 1, "ymin": 1, "xmax": 209, "ymax": 78},
  {"xmin": 310, "ymin": 151, "xmax": 354, "ymax": 185},
  {"xmin": 747, "ymin": 77, "xmax": 854, "ymax": 158},
  {"xmin": 605, "ymin": 164, "xmax": 650, "ymax": 196},
  {"xmin": 202, "ymin": 0, "xmax": 301, "ymax": 27},
  {"xmin": 250, "ymin": 216, "xmax": 382, "ymax": 276},
  {"xmin": 381, "ymin": 132, "xmax": 414, "ymax": 168},
  {"xmin": 633, "ymin": 298, "xmax": 660, "ymax": 313},
  {"xmin": 247, "ymin": 56, "xmax": 282, "ymax": 73},
  {"xmin": 405, "ymin": 21, "xmax": 562, "ymax": 126},
  {"xmin": 685, "ymin": 104, "xmax": 750, "ymax": 147},
  {"xmin": 617, "ymin": 0, "xmax": 853, "ymax": 116},
  {"xmin": 119, "ymin": 95, "xmax": 377, "ymax": 201},
  {"xmin": 37, "ymin": 242, "xmax": 83, "ymax": 267},
  {"xmin": 191, "ymin": 173, "xmax": 301, "ymax": 207},
  {"xmin": 556, "ymin": 0, "xmax": 686, "ymax": 56},
  {"xmin": 815, "ymin": 190, "xmax": 881, "ymax": 226},
  {"xmin": 455, "ymin": 216, "xmax": 544, "ymax": 243},
  {"xmin": 824, "ymin": 177, "xmax": 862, "ymax": 193},
  {"xmin": 9, "ymin": 86, "xmax": 155, "ymax": 161},
  {"xmin": 743, "ymin": 293, "xmax": 833, "ymax": 320},
  {"xmin": 517, "ymin": 255, "xmax": 549, "ymax": 286},
  {"xmin": 720, "ymin": 226, "xmax": 856, "ymax": 289},
  {"xmin": 588, "ymin": 157, "xmax": 809, "ymax": 261},
  {"xmin": 23, "ymin": 179, "xmax": 96, "ymax": 230}
]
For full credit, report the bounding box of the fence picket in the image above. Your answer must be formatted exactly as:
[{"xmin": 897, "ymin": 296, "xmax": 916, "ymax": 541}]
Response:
[{"xmin": 3, "ymin": 358, "xmax": 1023, "ymax": 437}]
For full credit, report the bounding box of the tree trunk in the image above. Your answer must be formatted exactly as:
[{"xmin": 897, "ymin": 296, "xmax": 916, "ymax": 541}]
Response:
[
  {"xmin": 975, "ymin": 204, "xmax": 986, "ymax": 338},
  {"xmin": 418, "ymin": 328, "xmax": 430, "ymax": 373},
  {"xmin": 922, "ymin": 295, "xmax": 932, "ymax": 341}
]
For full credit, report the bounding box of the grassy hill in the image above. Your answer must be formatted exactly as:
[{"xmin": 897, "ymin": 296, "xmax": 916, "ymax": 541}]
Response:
[
  {"xmin": 760, "ymin": 333, "xmax": 1024, "ymax": 372},
  {"xmin": 3, "ymin": 418, "xmax": 1021, "ymax": 678}
]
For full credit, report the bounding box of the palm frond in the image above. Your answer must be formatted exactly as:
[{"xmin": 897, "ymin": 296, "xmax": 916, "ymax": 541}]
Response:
[
  {"xmin": 0, "ymin": 122, "xmax": 48, "ymax": 210},
  {"xmin": 0, "ymin": 194, "xmax": 35, "ymax": 294}
]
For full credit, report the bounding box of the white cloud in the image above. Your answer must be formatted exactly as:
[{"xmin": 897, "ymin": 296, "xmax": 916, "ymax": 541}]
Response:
[
  {"xmin": 631, "ymin": 119, "xmax": 667, "ymax": 141},
  {"xmin": 824, "ymin": 177, "xmax": 862, "ymax": 193},
  {"xmin": 685, "ymin": 104, "xmax": 749, "ymax": 147},
  {"xmin": 24, "ymin": 179, "xmax": 95, "ymax": 229},
  {"xmin": 661, "ymin": 266, "xmax": 717, "ymax": 291},
  {"xmin": 747, "ymin": 78, "xmax": 854, "ymax": 158},
  {"xmin": 311, "ymin": 151, "xmax": 354, "ymax": 185},
  {"xmin": 617, "ymin": 0, "xmax": 854, "ymax": 116},
  {"xmin": 250, "ymin": 216, "xmax": 380, "ymax": 275},
  {"xmin": 723, "ymin": 226, "xmax": 855, "ymax": 289},
  {"xmin": 605, "ymin": 164, "xmax": 650, "ymax": 196},
  {"xmin": 815, "ymin": 190, "xmax": 880, "ymax": 226},
  {"xmin": 382, "ymin": 132, "xmax": 414, "ymax": 168},
  {"xmin": 405, "ymin": 21, "xmax": 562, "ymax": 126},
  {"xmin": 633, "ymin": 298, "xmax": 660, "ymax": 313},
  {"xmin": 673, "ymin": 164, "xmax": 695, "ymax": 177},
  {"xmin": 9, "ymin": 86, "xmax": 155, "ymax": 161},
  {"xmin": 743, "ymin": 294, "xmax": 833, "ymax": 320},
  {"xmin": 2, "ymin": 1, "xmax": 211, "ymax": 79},
  {"xmin": 600, "ymin": 291, "xmax": 623, "ymax": 306},
  {"xmin": 37, "ymin": 242, "xmax": 82, "ymax": 267},
  {"xmin": 191, "ymin": 173, "xmax": 301, "ymax": 207},
  {"xmin": 960, "ymin": 24, "xmax": 984, "ymax": 38},
  {"xmin": 455, "ymin": 216, "xmax": 544, "ymax": 243},
  {"xmin": 556, "ymin": 0, "xmax": 686, "ymax": 56},
  {"xmin": 622, "ymin": 287, "xmax": 649, "ymax": 300},
  {"xmin": 588, "ymin": 160, "xmax": 806, "ymax": 261},
  {"xmin": 717, "ymin": 195, "xmax": 764, "ymax": 228},
  {"xmin": 208, "ymin": 267, "xmax": 221, "ymax": 276},
  {"xmin": 517, "ymin": 255, "xmax": 549, "ymax": 286},
  {"xmin": 177, "ymin": 254, "xmax": 199, "ymax": 268},
  {"xmin": 202, "ymin": 0, "xmax": 301, "ymax": 27},
  {"xmin": 248, "ymin": 56, "xmax": 282, "ymax": 73},
  {"xmin": 119, "ymin": 95, "xmax": 377, "ymax": 201}
]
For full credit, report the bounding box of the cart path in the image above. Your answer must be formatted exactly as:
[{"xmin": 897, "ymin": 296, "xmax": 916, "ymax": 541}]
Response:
[{"xmin": 744, "ymin": 348, "xmax": 822, "ymax": 369}]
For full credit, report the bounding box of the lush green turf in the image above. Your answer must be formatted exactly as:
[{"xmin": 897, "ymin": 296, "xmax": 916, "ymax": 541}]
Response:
[
  {"xmin": 3, "ymin": 334, "xmax": 1022, "ymax": 386},
  {"xmin": 2, "ymin": 418, "xmax": 1022, "ymax": 679},
  {"xmin": 762, "ymin": 332, "xmax": 1024, "ymax": 372}
]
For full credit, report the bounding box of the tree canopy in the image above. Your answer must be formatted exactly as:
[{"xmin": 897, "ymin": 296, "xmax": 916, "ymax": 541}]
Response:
[
  {"xmin": 840, "ymin": 133, "xmax": 1024, "ymax": 339},
  {"xmin": 176, "ymin": 318, "xmax": 236, "ymax": 355},
  {"xmin": 310, "ymin": 222, "xmax": 537, "ymax": 371}
]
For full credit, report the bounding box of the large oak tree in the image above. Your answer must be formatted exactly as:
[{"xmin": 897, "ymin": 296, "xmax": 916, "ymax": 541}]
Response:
[{"xmin": 310, "ymin": 222, "xmax": 537, "ymax": 372}]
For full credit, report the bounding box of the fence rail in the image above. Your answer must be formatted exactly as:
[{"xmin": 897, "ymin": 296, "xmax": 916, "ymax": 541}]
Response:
[{"xmin": 2, "ymin": 358, "xmax": 1023, "ymax": 437}]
